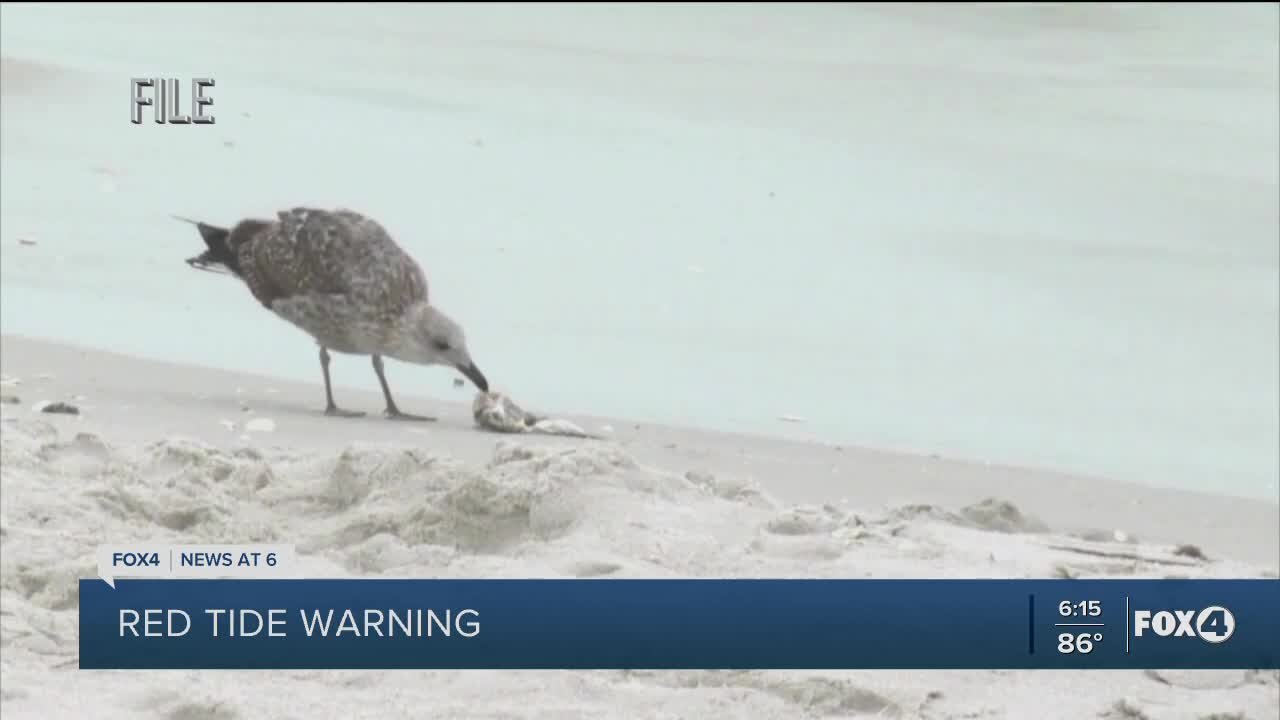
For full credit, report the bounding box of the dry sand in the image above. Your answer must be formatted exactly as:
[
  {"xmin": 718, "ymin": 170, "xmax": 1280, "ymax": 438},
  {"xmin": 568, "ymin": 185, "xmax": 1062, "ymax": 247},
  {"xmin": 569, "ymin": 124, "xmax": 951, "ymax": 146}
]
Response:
[{"xmin": 1, "ymin": 334, "xmax": 1277, "ymax": 720}]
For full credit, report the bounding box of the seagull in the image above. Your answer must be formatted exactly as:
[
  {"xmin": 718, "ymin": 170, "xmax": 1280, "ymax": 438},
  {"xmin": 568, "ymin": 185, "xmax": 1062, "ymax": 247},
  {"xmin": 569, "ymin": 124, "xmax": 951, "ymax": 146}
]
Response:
[{"xmin": 176, "ymin": 207, "xmax": 489, "ymax": 420}]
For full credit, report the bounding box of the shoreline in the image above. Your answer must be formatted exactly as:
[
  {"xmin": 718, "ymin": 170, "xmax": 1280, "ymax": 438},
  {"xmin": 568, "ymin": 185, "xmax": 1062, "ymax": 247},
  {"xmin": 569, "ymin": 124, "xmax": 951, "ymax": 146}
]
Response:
[
  {"xmin": 3, "ymin": 333, "xmax": 1277, "ymax": 719},
  {"xmin": 2, "ymin": 333, "xmax": 1276, "ymax": 570},
  {"xmin": 3, "ymin": 1, "xmax": 1276, "ymax": 506}
]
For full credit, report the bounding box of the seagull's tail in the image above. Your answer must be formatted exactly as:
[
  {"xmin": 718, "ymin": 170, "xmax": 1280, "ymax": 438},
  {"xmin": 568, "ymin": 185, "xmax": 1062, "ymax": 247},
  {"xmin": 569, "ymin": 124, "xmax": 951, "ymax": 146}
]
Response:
[{"xmin": 173, "ymin": 215, "xmax": 241, "ymax": 276}]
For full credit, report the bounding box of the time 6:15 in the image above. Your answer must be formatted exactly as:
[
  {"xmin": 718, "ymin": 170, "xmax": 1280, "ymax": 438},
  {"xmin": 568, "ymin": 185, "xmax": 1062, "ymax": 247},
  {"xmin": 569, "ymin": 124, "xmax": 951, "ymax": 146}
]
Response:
[{"xmin": 1059, "ymin": 600, "xmax": 1101, "ymax": 617}]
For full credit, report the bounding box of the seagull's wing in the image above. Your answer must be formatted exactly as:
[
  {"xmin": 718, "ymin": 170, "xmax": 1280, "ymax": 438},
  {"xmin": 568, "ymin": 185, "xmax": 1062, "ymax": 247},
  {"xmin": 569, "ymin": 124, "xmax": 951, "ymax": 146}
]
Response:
[
  {"xmin": 257, "ymin": 208, "xmax": 428, "ymax": 321},
  {"xmin": 324, "ymin": 209, "xmax": 429, "ymax": 313},
  {"xmin": 233, "ymin": 210, "xmax": 350, "ymax": 309}
]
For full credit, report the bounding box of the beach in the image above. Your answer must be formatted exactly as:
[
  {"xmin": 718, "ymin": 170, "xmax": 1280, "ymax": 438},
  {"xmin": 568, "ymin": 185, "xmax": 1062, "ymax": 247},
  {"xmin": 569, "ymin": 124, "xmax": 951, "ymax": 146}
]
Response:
[
  {"xmin": 2, "ymin": 335, "xmax": 1278, "ymax": 719},
  {"xmin": 1, "ymin": 2, "xmax": 1278, "ymax": 718}
]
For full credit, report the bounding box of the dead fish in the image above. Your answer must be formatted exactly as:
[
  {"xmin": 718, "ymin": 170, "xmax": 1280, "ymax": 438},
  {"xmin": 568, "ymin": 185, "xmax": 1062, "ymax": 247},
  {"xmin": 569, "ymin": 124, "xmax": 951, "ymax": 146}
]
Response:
[
  {"xmin": 472, "ymin": 392, "xmax": 601, "ymax": 439},
  {"xmin": 528, "ymin": 417, "xmax": 598, "ymax": 438},
  {"xmin": 472, "ymin": 391, "xmax": 539, "ymax": 433}
]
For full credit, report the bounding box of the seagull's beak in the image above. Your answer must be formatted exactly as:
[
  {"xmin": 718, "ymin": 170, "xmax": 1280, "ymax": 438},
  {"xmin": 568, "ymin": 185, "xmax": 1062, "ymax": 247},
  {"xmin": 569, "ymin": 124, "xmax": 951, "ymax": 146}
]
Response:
[{"xmin": 459, "ymin": 362, "xmax": 489, "ymax": 393}]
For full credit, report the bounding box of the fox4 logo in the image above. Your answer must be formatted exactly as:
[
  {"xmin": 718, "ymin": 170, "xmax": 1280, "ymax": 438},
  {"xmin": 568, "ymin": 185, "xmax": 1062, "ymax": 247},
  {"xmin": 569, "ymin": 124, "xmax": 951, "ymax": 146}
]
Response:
[{"xmin": 1133, "ymin": 606, "xmax": 1236, "ymax": 643}]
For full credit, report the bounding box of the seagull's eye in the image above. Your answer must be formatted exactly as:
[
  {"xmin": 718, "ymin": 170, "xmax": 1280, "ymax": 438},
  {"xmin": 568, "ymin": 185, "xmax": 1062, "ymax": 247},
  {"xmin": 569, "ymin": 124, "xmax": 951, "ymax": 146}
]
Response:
[{"xmin": 432, "ymin": 339, "xmax": 451, "ymax": 352}]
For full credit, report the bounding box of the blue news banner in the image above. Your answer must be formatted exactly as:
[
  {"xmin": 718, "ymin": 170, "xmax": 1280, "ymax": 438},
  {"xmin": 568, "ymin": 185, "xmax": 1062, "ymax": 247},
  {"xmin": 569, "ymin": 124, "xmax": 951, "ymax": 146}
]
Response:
[{"xmin": 79, "ymin": 579, "xmax": 1278, "ymax": 670}]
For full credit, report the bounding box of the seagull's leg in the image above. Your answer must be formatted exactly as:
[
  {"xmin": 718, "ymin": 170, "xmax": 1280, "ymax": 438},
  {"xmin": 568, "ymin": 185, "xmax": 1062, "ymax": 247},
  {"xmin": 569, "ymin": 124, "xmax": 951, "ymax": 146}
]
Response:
[
  {"xmin": 319, "ymin": 346, "xmax": 365, "ymax": 418},
  {"xmin": 372, "ymin": 354, "xmax": 437, "ymax": 421}
]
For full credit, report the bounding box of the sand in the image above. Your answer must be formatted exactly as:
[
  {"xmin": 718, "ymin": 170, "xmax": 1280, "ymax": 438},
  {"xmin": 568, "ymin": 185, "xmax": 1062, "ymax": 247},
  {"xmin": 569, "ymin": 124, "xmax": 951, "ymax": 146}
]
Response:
[{"xmin": 1, "ymin": 335, "xmax": 1277, "ymax": 720}]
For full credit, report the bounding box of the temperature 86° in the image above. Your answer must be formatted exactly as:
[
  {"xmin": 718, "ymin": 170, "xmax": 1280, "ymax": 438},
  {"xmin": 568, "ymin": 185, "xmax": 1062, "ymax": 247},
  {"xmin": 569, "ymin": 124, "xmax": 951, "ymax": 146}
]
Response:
[{"xmin": 1058, "ymin": 631, "xmax": 1103, "ymax": 654}]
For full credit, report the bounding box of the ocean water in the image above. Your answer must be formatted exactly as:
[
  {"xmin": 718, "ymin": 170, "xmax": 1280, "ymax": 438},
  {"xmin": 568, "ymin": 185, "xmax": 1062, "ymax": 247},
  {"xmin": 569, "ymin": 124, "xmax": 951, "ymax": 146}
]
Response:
[{"xmin": 1, "ymin": 3, "xmax": 1276, "ymax": 500}]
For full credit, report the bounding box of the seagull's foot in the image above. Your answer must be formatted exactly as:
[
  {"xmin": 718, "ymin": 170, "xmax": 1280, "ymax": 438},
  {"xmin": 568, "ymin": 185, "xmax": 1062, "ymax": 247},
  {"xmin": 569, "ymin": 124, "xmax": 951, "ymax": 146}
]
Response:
[
  {"xmin": 384, "ymin": 407, "xmax": 437, "ymax": 422},
  {"xmin": 324, "ymin": 405, "xmax": 366, "ymax": 418}
]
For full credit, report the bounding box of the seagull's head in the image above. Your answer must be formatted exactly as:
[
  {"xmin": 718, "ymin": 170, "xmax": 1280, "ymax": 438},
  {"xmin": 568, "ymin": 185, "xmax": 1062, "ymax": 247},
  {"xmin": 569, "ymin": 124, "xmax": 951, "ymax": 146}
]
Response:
[{"xmin": 408, "ymin": 304, "xmax": 489, "ymax": 392}]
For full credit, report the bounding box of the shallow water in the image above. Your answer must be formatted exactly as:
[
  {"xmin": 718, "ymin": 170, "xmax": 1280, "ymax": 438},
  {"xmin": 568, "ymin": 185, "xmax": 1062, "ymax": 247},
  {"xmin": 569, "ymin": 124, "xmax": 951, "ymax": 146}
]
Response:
[{"xmin": 1, "ymin": 3, "xmax": 1277, "ymax": 499}]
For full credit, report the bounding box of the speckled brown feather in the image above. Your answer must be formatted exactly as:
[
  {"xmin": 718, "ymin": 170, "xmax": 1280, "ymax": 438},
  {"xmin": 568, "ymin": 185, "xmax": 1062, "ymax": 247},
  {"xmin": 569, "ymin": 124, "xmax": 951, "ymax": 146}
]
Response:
[
  {"xmin": 217, "ymin": 208, "xmax": 432, "ymax": 355},
  {"xmin": 229, "ymin": 208, "xmax": 427, "ymax": 311}
]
